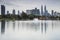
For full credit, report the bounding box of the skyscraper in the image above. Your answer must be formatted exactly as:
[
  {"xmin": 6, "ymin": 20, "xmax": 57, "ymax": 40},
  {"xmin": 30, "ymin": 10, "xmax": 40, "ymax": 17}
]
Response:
[
  {"xmin": 7, "ymin": 11, "xmax": 9, "ymax": 15},
  {"xmin": 44, "ymin": 5, "xmax": 47, "ymax": 16},
  {"xmin": 31, "ymin": 8, "xmax": 40, "ymax": 16},
  {"xmin": 41, "ymin": 5, "xmax": 43, "ymax": 16},
  {"xmin": 12, "ymin": 9, "xmax": 15, "ymax": 15},
  {"xmin": 51, "ymin": 10, "xmax": 54, "ymax": 16},
  {"xmin": 26, "ymin": 10, "xmax": 32, "ymax": 15},
  {"xmin": 26, "ymin": 8, "xmax": 40, "ymax": 16},
  {"xmin": 1, "ymin": 20, "xmax": 5, "ymax": 34},
  {"xmin": 18, "ymin": 10, "xmax": 20, "ymax": 15},
  {"xmin": 44, "ymin": 5, "xmax": 47, "ymax": 12},
  {"xmin": 1, "ymin": 5, "xmax": 5, "ymax": 15}
]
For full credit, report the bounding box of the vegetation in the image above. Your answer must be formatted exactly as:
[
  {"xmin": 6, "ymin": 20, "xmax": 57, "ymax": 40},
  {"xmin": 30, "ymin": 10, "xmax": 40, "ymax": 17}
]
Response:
[
  {"xmin": 0, "ymin": 12, "xmax": 60, "ymax": 20},
  {"xmin": 21, "ymin": 11, "xmax": 28, "ymax": 20}
]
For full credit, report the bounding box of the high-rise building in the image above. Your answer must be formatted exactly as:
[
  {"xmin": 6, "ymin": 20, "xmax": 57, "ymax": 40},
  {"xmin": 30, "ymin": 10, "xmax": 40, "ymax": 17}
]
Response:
[
  {"xmin": 56, "ymin": 13, "xmax": 60, "ymax": 17},
  {"xmin": 26, "ymin": 10, "xmax": 32, "ymax": 15},
  {"xmin": 31, "ymin": 8, "xmax": 40, "ymax": 16},
  {"xmin": 44, "ymin": 5, "xmax": 49, "ymax": 16},
  {"xmin": 26, "ymin": 8, "xmax": 40, "ymax": 16},
  {"xmin": 44, "ymin": 5, "xmax": 46, "ymax": 12},
  {"xmin": 44, "ymin": 5, "xmax": 47, "ymax": 16},
  {"xmin": 12, "ymin": 9, "xmax": 15, "ymax": 15},
  {"xmin": 41, "ymin": 5, "xmax": 43, "ymax": 16},
  {"xmin": 1, "ymin": 5, "xmax": 5, "ymax": 15},
  {"xmin": 51, "ymin": 10, "xmax": 54, "ymax": 16},
  {"xmin": 18, "ymin": 10, "xmax": 20, "ymax": 15},
  {"xmin": 7, "ymin": 11, "xmax": 9, "ymax": 15},
  {"xmin": 54, "ymin": 11, "xmax": 57, "ymax": 17}
]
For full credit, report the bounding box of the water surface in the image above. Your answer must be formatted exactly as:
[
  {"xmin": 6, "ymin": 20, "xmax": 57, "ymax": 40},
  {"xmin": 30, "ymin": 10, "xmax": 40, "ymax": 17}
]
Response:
[{"xmin": 0, "ymin": 20, "xmax": 60, "ymax": 40}]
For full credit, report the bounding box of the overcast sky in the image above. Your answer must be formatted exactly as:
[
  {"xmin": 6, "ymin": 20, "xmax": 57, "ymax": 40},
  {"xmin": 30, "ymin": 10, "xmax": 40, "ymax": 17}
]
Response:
[{"xmin": 0, "ymin": 0, "xmax": 60, "ymax": 14}]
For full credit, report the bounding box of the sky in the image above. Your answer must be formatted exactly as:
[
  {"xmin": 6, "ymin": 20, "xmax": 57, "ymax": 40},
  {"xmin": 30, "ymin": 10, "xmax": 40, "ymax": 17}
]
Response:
[{"xmin": 0, "ymin": 0, "xmax": 60, "ymax": 14}]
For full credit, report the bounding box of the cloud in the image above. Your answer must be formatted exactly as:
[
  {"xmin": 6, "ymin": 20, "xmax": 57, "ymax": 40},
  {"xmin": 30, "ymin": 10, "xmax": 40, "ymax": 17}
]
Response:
[
  {"xmin": 0, "ymin": 0, "xmax": 60, "ymax": 13},
  {"xmin": 0, "ymin": 0, "xmax": 60, "ymax": 6}
]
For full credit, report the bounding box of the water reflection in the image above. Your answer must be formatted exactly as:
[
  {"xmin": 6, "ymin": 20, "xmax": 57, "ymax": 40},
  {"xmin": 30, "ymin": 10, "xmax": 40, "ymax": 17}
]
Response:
[
  {"xmin": 13, "ymin": 21, "xmax": 15, "ymax": 30},
  {"xmin": 0, "ymin": 20, "xmax": 49, "ymax": 34},
  {"xmin": 7, "ymin": 21, "xmax": 9, "ymax": 28},
  {"xmin": 18, "ymin": 21, "xmax": 20, "ymax": 30},
  {"xmin": 18, "ymin": 21, "xmax": 40, "ymax": 31},
  {"xmin": 0, "ymin": 20, "xmax": 60, "ymax": 40},
  {"xmin": 41, "ymin": 21, "xmax": 43, "ymax": 33},
  {"xmin": 41, "ymin": 21, "xmax": 48, "ymax": 34},
  {"xmin": 44, "ymin": 22, "xmax": 47, "ymax": 33},
  {"xmin": 1, "ymin": 20, "xmax": 5, "ymax": 34}
]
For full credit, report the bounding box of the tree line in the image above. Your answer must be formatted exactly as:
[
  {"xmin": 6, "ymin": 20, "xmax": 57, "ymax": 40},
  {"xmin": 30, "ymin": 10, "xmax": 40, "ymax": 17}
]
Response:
[{"xmin": 0, "ymin": 11, "xmax": 60, "ymax": 20}]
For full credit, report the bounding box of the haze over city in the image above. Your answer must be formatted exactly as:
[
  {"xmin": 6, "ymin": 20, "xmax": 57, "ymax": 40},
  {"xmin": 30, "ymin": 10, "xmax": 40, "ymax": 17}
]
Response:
[{"xmin": 0, "ymin": 0, "xmax": 60, "ymax": 14}]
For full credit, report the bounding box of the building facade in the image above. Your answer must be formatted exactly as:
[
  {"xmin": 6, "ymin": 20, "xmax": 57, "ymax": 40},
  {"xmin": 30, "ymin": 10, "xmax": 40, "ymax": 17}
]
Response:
[
  {"xmin": 41, "ymin": 5, "xmax": 43, "ymax": 16},
  {"xmin": 31, "ymin": 8, "xmax": 40, "ymax": 16},
  {"xmin": 7, "ymin": 11, "xmax": 9, "ymax": 15},
  {"xmin": 12, "ymin": 9, "xmax": 15, "ymax": 15},
  {"xmin": 26, "ymin": 8, "xmax": 40, "ymax": 16},
  {"xmin": 26, "ymin": 10, "xmax": 32, "ymax": 15},
  {"xmin": 1, "ymin": 5, "xmax": 5, "ymax": 15}
]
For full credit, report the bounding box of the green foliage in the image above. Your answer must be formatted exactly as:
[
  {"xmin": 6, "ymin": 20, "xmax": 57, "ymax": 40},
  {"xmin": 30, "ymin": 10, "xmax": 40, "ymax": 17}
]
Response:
[
  {"xmin": 21, "ymin": 11, "xmax": 28, "ymax": 19},
  {"xmin": 28, "ymin": 14, "xmax": 34, "ymax": 20},
  {"xmin": 0, "ymin": 12, "xmax": 60, "ymax": 20}
]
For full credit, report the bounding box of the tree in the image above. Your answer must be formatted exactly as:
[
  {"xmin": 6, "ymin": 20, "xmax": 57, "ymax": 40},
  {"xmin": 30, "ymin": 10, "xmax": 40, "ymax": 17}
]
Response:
[
  {"xmin": 21, "ymin": 11, "xmax": 28, "ymax": 19},
  {"xmin": 28, "ymin": 14, "xmax": 34, "ymax": 20}
]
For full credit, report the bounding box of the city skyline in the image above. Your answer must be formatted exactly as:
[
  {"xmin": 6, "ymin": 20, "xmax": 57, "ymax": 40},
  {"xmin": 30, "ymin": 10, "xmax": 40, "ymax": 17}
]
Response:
[
  {"xmin": 0, "ymin": 4, "xmax": 60, "ymax": 17},
  {"xmin": 0, "ymin": 0, "xmax": 60, "ymax": 14}
]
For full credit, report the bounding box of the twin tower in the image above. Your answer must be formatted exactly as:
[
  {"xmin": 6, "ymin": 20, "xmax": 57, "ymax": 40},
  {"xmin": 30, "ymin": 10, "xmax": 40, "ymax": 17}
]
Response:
[{"xmin": 41, "ymin": 5, "xmax": 48, "ymax": 16}]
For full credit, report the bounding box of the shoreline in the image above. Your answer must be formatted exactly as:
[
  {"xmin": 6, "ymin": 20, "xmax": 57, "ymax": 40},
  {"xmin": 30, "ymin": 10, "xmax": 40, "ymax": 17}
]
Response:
[{"xmin": 0, "ymin": 18, "xmax": 60, "ymax": 21}]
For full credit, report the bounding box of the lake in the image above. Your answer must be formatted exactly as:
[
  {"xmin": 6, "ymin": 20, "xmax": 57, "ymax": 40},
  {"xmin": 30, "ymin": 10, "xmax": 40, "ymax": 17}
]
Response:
[{"xmin": 0, "ymin": 20, "xmax": 60, "ymax": 40}]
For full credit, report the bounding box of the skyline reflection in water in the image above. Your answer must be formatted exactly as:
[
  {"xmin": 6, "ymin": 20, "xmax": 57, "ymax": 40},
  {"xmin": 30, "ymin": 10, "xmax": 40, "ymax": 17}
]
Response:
[{"xmin": 0, "ymin": 20, "xmax": 60, "ymax": 40}]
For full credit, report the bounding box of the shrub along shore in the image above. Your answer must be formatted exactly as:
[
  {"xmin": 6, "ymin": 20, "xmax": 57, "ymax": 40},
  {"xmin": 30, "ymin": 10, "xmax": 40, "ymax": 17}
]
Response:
[{"xmin": 0, "ymin": 12, "xmax": 60, "ymax": 21}]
